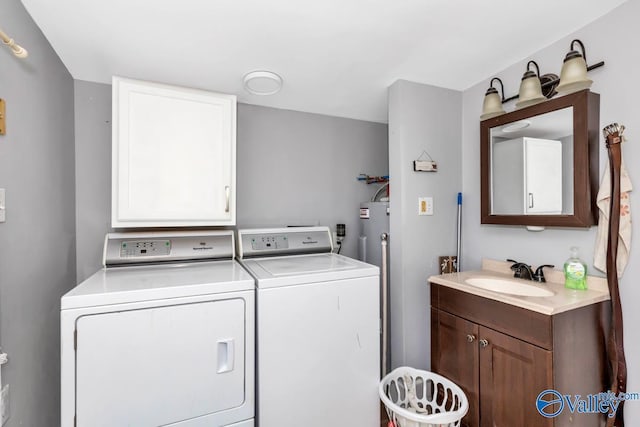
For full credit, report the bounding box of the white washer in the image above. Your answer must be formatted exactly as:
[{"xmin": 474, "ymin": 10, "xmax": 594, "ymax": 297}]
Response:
[
  {"xmin": 237, "ymin": 227, "xmax": 380, "ymax": 427},
  {"xmin": 61, "ymin": 231, "xmax": 255, "ymax": 427}
]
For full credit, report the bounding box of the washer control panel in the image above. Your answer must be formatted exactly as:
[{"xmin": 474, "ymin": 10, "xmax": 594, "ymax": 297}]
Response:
[
  {"xmin": 237, "ymin": 227, "xmax": 332, "ymax": 259},
  {"xmin": 250, "ymin": 235, "xmax": 289, "ymax": 251}
]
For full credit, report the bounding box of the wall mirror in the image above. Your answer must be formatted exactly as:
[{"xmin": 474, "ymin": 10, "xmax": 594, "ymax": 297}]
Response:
[{"xmin": 480, "ymin": 90, "xmax": 599, "ymax": 227}]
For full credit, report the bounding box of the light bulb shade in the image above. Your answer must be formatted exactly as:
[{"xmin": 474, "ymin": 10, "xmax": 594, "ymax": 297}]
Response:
[
  {"xmin": 556, "ymin": 52, "xmax": 592, "ymax": 94},
  {"xmin": 480, "ymin": 88, "xmax": 505, "ymax": 120},
  {"xmin": 516, "ymin": 71, "xmax": 545, "ymax": 109}
]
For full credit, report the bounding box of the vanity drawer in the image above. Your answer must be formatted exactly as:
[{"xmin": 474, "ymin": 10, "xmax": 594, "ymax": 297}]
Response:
[{"xmin": 430, "ymin": 283, "xmax": 553, "ymax": 350}]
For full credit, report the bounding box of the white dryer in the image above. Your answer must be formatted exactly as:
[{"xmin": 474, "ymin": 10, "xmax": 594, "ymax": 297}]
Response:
[
  {"xmin": 237, "ymin": 227, "xmax": 380, "ymax": 427},
  {"xmin": 61, "ymin": 231, "xmax": 255, "ymax": 427}
]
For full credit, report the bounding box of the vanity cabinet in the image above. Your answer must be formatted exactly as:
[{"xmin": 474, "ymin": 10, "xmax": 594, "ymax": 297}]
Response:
[
  {"xmin": 431, "ymin": 282, "xmax": 609, "ymax": 427},
  {"xmin": 112, "ymin": 77, "xmax": 237, "ymax": 227}
]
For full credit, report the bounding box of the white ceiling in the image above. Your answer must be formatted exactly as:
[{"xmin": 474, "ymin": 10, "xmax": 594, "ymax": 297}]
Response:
[{"xmin": 21, "ymin": 0, "xmax": 625, "ymax": 123}]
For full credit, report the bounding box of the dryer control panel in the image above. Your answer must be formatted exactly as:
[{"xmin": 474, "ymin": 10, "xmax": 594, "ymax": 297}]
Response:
[
  {"xmin": 120, "ymin": 239, "xmax": 172, "ymax": 258},
  {"xmin": 237, "ymin": 227, "xmax": 333, "ymax": 259},
  {"xmin": 103, "ymin": 231, "xmax": 235, "ymax": 266}
]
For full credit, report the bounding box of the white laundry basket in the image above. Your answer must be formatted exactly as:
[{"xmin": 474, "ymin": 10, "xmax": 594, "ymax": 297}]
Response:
[{"xmin": 379, "ymin": 367, "xmax": 468, "ymax": 427}]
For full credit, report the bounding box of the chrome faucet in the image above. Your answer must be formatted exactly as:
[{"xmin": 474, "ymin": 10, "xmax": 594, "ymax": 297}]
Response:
[{"xmin": 507, "ymin": 260, "xmax": 554, "ymax": 283}]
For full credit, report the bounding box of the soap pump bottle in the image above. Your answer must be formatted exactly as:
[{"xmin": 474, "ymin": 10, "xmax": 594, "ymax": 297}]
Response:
[{"xmin": 564, "ymin": 246, "xmax": 588, "ymax": 290}]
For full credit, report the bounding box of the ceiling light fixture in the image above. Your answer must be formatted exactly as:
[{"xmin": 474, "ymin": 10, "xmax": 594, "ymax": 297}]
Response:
[
  {"xmin": 243, "ymin": 71, "xmax": 283, "ymax": 96},
  {"xmin": 0, "ymin": 26, "xmax": 28, "ymax": 58},
  {"xmin": 501, "ymin": 120, "xmax": 531, "ymax": 133}
]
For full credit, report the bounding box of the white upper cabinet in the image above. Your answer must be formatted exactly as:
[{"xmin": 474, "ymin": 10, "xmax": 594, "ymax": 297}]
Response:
[
  {"xmin": 112, "ymin": 77, "xmax": 236, "ymax": 227},
  {"xmin": 491, "ymin": 137, "xmax": 563, "ymax": 215}
]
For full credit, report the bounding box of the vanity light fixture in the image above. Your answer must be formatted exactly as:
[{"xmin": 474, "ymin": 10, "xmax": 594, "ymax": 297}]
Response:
[
  {"xmin": 242, "ymin": 71, "xmax": 283, "ymax": 96},
  {"xmin": 556, "ymin": 39, "xmax": 594, "ymax": 94},
  {"xmin": 516, "ymin": 61, "xmax": 546, "ymax": 109},
  {"xmin": 480, "ymin": 41, "xmax": 604, "ymax": 121},
  {"xmin": 0, "ymin": 26, "xmax": 28, "ymax": 58},
  {"xmin": 480, "ymin": 77, "xmax": 506, "ymax": 120}
]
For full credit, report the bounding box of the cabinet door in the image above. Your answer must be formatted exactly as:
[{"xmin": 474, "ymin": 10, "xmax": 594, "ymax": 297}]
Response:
[
  {"xmin": 431, "ymin": 309, "xmax": 480, "ymax": 427},
  {"xmin": 524, "ymin": 138, "xmax": 563, "ymax": 214},
  {"xmin": 479, "ymin": 326, "xmax": 553, "ymax": 427},
  {"xmin": 112, "ymin": 77, "xmax": 236, "ymax": 227},
  {"xmin": 491, "ymin": 138, "xmax": 525, "ymax": 215}
]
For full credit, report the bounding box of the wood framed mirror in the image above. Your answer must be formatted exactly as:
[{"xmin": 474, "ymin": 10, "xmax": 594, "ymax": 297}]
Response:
[{"xmin": 480, "ymin": 89, "xmax": 599, "ymax": 227}]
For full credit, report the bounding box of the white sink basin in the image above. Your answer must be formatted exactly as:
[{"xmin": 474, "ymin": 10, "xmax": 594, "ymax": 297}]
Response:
[{"xmin": 465, "ymin": 277, "xmax": 555, "ymax": 297}]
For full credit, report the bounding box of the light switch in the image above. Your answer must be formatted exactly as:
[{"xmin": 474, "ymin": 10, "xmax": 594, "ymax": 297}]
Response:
[
  {"xmin": 418, "ymin": 196, "xmax": 433, "ymax": 216},
  {"xmin": 0, "ymin": 189, "xmax": 5, "ymax": 223}
]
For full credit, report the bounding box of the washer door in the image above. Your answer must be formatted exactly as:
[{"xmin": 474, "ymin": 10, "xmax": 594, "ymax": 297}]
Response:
[{"xmin": 75, "ymin": 298, "xmax": 246, "ymax": 426}]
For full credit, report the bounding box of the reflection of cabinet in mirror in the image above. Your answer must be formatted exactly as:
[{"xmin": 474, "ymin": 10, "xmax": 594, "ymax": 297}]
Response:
[
  {"xmin": 481, "ymin": 90, "xmax": 599, "ymax": 227},
  {"xmin": 492, "ymin": 137, "xmax": 563, "ymax": 215}
]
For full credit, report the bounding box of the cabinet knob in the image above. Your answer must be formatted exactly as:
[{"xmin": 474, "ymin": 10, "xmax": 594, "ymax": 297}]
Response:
[
  {"xmin": 479, "ymin": 339, "xmax": 489, "ymax": 348},
  {"xmin": 466, "ymin": 334, "xmax": 476, "ymax": 343}
]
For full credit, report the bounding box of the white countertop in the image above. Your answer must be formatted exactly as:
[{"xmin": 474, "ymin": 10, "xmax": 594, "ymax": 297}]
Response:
[{"xmin": 428, "ymin": 259, "xmax": 610, "ymax": 315}]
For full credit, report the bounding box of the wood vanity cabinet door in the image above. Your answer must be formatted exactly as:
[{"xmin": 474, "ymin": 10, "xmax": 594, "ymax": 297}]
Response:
[
  {"xmin": 431, "ymin": 309, "xmax": 479, "ymax": 427},
  {"xmin": 478, "ymin": 326, "xmax": 553, "ymax": 427}
]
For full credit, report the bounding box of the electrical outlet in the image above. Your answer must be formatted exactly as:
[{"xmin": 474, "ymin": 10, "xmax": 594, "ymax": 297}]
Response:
[{"xmin": 0, "ymin": 384, "xmax": 9, "ymax": 426}]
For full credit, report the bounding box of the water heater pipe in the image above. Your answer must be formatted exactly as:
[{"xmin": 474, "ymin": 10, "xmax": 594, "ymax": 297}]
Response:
[{"xmin": 380, "ymin": 233, "xmax": 389, "ymax": 376}]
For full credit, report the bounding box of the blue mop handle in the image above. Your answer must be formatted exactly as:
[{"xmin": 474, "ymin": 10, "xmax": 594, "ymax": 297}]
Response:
[{"xmin": 456, "ymin": 193, "xmax": 462, "ymax": 271}]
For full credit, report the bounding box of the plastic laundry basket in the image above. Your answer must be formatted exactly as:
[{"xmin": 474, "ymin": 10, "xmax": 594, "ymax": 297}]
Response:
[{"xmin": 379, "ymin": 367, "xmax": 468, "ymax": 427}]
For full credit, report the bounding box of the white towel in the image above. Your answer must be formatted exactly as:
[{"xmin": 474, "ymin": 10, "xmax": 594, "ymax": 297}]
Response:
[{"xmin": 594, "ymin": 160, "xmax": 632, "ymax": 278}]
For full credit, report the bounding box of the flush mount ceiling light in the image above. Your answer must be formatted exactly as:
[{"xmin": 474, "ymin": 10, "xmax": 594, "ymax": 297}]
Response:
[
  {"xmin": 501, "ymin": 120, "xmax": 531, "ymax": 133},
  {"xmin": 243, "ymin": 71, "xmax": 283, "ymax": 96}
]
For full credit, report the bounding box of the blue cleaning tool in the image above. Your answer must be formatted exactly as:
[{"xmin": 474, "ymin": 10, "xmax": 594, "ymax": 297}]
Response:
[{"xmin": 456, "ymin": 193, "xmax": 462, "ymax": 271}]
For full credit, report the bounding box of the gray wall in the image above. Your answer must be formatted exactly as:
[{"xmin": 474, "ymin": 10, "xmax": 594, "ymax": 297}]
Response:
[
  {"xmin": 461, "ymin": 0, "xmax": 638, "ymax": 422},
  {"xmin": 388, "ymin": 80, "xmax": 462, "ymax": 369},
  {"xmin": 236, "ymin": 103, "xmax": 388, "ymax": 255},
  {"xmin": 74, "ymin": 81, "xmax": 389, "ymax": 281},
  {"xmin": 74, "ymin": 81, "xmax": 112, "ymax": 282},
  {"xmin": 0, "ymin": 0, "xmax": 76, "ymax": 425}
]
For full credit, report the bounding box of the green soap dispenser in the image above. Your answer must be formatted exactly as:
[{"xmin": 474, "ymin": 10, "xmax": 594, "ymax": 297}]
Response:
[{"xmin": 564, "ymin": 246, "xmax": 588, "ymax": 290}]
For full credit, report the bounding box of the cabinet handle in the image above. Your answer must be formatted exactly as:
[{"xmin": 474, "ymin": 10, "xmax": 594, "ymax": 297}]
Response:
[
  {"xmin": 528, "ymin": 193, "xmax": 534, "ymax": 209},
  {"xmin": 479, "ymin": 339, "xmax": 489, "ymax": 348},
  {"xmin": 224, "ymin": 186, "xmax": 230, "ymax": 213},
  {"xmin": 466, "ymin": 334, "xmax": 476, "ymax": 343}
]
